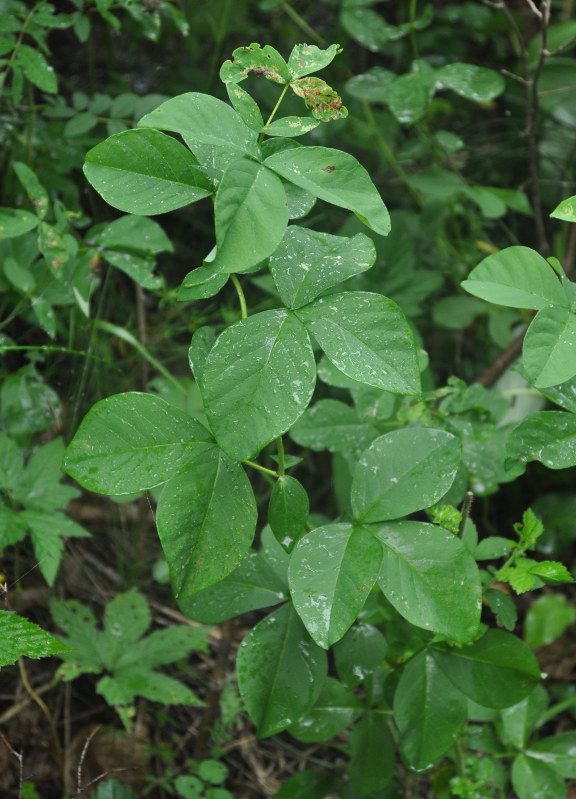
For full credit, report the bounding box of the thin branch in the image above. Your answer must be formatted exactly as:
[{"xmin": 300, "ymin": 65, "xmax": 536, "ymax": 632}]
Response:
[
  {"xmin": 77, "ymin": 725, "xmax": 102, "ymax": 795},
  {"xmin": 0, "ymin": 732, "xmax": 23, "ymax": 799}
]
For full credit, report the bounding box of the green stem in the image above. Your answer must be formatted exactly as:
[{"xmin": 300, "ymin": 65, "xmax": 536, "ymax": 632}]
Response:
[
  {"xmin": 230, "ymin": 273, "xmax": 248, "ymax": 319},
  {"xmin": 276, "ymin": 436, "xmax": 285, "ymax": 476},
  {"xmin": 96, "ymin": 320, "xmax": 185, "ymax": 394},
  {"xmin": 261, "ymin": 83, "xmax": 289, "ymax": 142},
  {"xmin": 242, "ymin": 459, "xmax": 279, "ymax": 478},
  {"xmin": 409, "ymin": 0, "xmax": 421, "ymax": 63},
  {"xmin": 280, "ymin": 2, "xmax": 326, "ymax": 46}
]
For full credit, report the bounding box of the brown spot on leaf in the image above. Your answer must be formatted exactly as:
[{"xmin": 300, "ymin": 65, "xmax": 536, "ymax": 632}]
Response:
[{"xmin": 322, "ymin": 165, "xmax": 335, "ymax": 173}]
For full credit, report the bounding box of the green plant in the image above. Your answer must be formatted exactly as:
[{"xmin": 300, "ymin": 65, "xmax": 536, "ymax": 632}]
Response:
[
  {"xmin": 51, "ymin": 588, "xmax": 210, "ymax": 729},
  {"xmin": 58, "ymin": 38, "xmax": 576, "ymax": 798}
]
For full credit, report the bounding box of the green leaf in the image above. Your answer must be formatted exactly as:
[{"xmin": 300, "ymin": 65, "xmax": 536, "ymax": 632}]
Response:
[
  {"xmin": 499, "ymin": 685, "xmax": 548, "ymax": 750},
  {"xmin": 297, "ymin": 291, "xmax": 420, "ymax": 395},
  {"xmin": 333, "ymin": 622, "xmax": 388, "ymax": 687},
  {"xmin": 523, "ymin": 306, "xmax": 576, "ymax": 388},
  {"xmin": 287, "ymin": 676, "xmax": 363, "ymax": 742},
  {"xmin": 0, "ymin": 208, "xmax": 39, "ymax": 239},
  {"xmin": 88, "ymin": 214, "xmax": 173, "ymax": 255},
  {"xmin": 268, "ymin": 475, "xmax": 309, "ymax": 551},
  {"xmin": 0, "ymin": 610, "xmax": 69, "ymax": 667},
  {"xmin": 225, "ymin": 83, "xmax": 264, "ymax": 131},
  {"xmin": 475, "ymin": 537, "xmax": 513, "ymax": 560},
  {"xmin": 436, "ymin": 63, "xmax": 506, "ymax": 102},
  {"xmin": 394, "ymin": 650, "xmax": 468, "ymax": 769},
  {"xmin": 289, "ymin": 523, "xmax": 383, "ymax": 648},
  {"xmin": 188, "ymin": 326, "xmax": 217, "ymax": 383},
  {"xmin": 529, "ymin": 560, "xmax": 574, "ymax": 585},
  {"xmin": 237, "ymin": 603, "xmax": 327, "ymax": 737},
  {"xmin": 269, "ymin": 226, "xmax": 375, "ymax": 309},
  {"xmin": 551, "ymin": 194, "xmax": 576, "ymax": 223},
  {"xmin": 484, "ymin": 587, "xmax": 518, "ymax": 631},
  {"xmin": 511, "ymin": 754, "xmax": 565, "ymax": 799},
  {"xmin": 284, "ymin": 182, "xmax": 316, "ymax": 220},
  {"xmin": 157, "ymin": 447, "xmax": 257, "ymax": 598},
  {"xmin": 177, "ymin": 263, "xmax": 227, "ymax": 302},
  {"xmin": 524, "ymin": 594, "xmax": 576, "ymax": 648},
  {"xmin": 461, "ymin": 246, "xmax": 566, "ymax": 309},
  {"xmin": 507, "ymin": 411, "xmax": 576, "ymax": 470},
  {"xmin": 17, "ymin": 44, "xmax": 57, "ymax": 93},
  {"xmin": 115, "ymin": 625, "xmax": 210, "ymax": 671},
  {"xmin": 274, "ymin": 770, "xmax": 333, "ymax": 799},
  {"xmin": 264, "ymin": 116, "xmax": 321, "ymax": 137},
  {"xmin": 345, "ymin": 66, "xmax": 396, "ymax": 102},
  {"xmin": 219, "ymin": 42, "xmax": 290, "ymax": 85},
  {"xmin": 287, "ymin": 43, "xmax": 342, "ymax": 79},
  {"xmin": 211, "ymin": 158, "xmax": 288, "ymax": 273},
  {"xmin": 13, "ymin": 162, "xmax": 49, "ymax": 220},
  {"xmin": 432, "ymin": 629, "xmax": 541, "ymax": 708},
  {"xmin": 138, "ymin": 92, "xmax": 260, "ymax": 158},
  {"xmin": 349, "ymin": 712, "xmax": 395, "ymax": 794},
  {"xmin": 387, "ymin": 70, "xmax": 435, "ymax": 124},
  {"xmin": 14, "ymin": 438, "xmax": 78, "ymax": 512},
  {"xmin": 97, "ymin": 670, "xmax": 203, "ymax": 710},
  {"xmin": 352, "ymin": 428, "xmax": 460, "ymax": 522},
  {"xmin": 290, "ymin": 398, "xmax": 378, "ymax": 456},
  {"xmin": 201, "ymin": 310, "xmax": 315, "ymax": 461},
  {"xmin": 178, "ymin": 551, "xmax": 288, "ymax": 623},
  {"xmin": 264, "ymin": 146, "xmax": 391, "ymax": 235},
  {"xmin": 527, "ymin": 732, "xmax": 576, "ymax": 778},
  {"xmin": 84, "ymin": 128, "xmax": 213, "ymax": 215},
  {"xmin": 63, "ymin": 392, "xmax": 214, "ymax": 494},
  {"xmin": 51, "ymin": 599, "xmax": 105, "ymax": 677},
  {"xmin": 23, "ymin": 510, "xmax": 89, "ymax": 586},
  {"xmin": 376, "ymin": 521, "xmax": 482, "ymax": 642},
  {"xmin": 0, "ymin": 432, "xmax": 23, "ymax": 490}
]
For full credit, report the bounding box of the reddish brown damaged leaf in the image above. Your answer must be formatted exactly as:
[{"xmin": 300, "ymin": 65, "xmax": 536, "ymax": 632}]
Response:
[{"xmin": 291, "ymin": 77, "xmax": 348, "ymax": 122}]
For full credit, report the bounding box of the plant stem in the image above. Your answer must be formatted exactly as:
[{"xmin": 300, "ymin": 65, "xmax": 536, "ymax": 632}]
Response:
[
  {"xmin": 18, "ymin": 658, "xmax": 65, "ymax": 789},
  {"xmin": 242, "ymin": 459, "xmax": 278, "ymax": 478},
  {"xmin": 458, "ymin": 491, "xmax": 474, "ymax": 538},
  {"xmin": 280, "ymin": 2, "xmax": 326, "ymax": 46},
  {"xmin": 230, "ymin": 273, "xmax": 248, "ymax": 319},
  {"xmin": 276, "ymin": 436, "xmax": 285, "ymax": 476}
]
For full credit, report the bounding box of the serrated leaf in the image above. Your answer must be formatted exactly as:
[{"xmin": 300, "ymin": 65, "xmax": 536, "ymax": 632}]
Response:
[
  {"xmin": 23, "ymin": 510, "xmax": 89, "ymax": 586},
  {"xmin": 436, "ymin": 63, "xmax": 505, "ymax": 102},
  {"xmin": 115, "ymin": 624, "xmax": 210, "ymax": 671},
  {"xmin": 84, "ymin": 128, "xmax": 213, "ymax": 214},
  {"xmin": 212, "ymin": 158, "xmax": 288, "ymax": 273},
  {"xmin": 0, "ymin": 610, "xmax": 70, "ymax": 667},
  {"xmin": 523, "ymin": 306, "xmax": 576, "ymax": 388},
  {"xmin": 156, "ymin": 447, "xmax": 257, "ymax": 597},
  {"xmin": 352, "ymin": 428, "xmax": 460, "ymax": 522},
  {"xmin": 394, "ymin": 650, "xmax": 468, "ymax": 769},
  {"xmin": 51, "ymin": 599, "xmax": 105, "ymax": 677},
  {"xmin": 97, "ymin": 670, "xmax": 203, "ymax": 710},
  {"xmin": 507, "ymin": 411, "xmax": 576, "ymax": 470},
  {"xmin": 0, "ymin": 432, "xmax": 23, "ymax": 490},
  {"xmin": 297, "ymin": 291, "xmax": 420, "ymax": 395},
  {"xmin": 525, "ymin": 594, "xmax": 576, "ymax": 649},
  {"xmin": 201, "ymin": 310, "xmax": 315, "ymax": 461},
  {"xmin": 461, "ymin": 246, "xmax": 566, "ymax": 309},
  {"xmin": 237, "ymin": 603, "xmax": 327, "ymax": 736},
  {"xmin": 475, "ymin": 536, "xmax": 513, "ymax": 560},
  {"xmin": 269, "ymin": 226, "xmax": 376, "ymax": 309},
  {"xmin": 265, "ymin": 146, "xmax": 390, "ymax": 235},
  {"xmin": 63, "ymin": 392, "xmax": 214, "ymax": 494},
  {"xmin": 432, "ymin": 629, "xmax": 541, "ymax": 708},
  {"xmin": 484, "ymin": 588, "xmax": 518, "ymax": 631},
  {"xmin": 139, "ymin": 91, "xmax": 259, "ymax": 160},
  {"xmin": 178, "ymin": 551, "xmax": 288, "ymax": 623},
  {"xmin": 289, "ymin": 523, "xmax": 383, "ymax": 648},
  {"xmin": 376, "ymin": 521, "xmax": 482, "ymax": 642}
]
